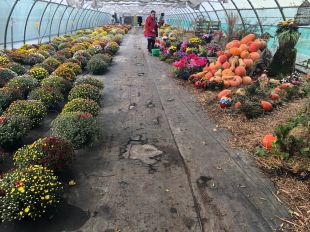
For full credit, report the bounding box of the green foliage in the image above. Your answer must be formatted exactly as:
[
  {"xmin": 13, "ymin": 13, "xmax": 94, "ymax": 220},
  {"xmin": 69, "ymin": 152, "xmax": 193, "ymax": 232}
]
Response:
[
  {"xmin": 0, "ymin": 115, "xmax": 31, "ymax": 150},
  {"xmin": 4, "ymin": 62, "xmax": 27, "ymax": 75},
  {"xmin": 43, "ymin": 57, "xmax": 61, "ymax": 70},
  {"xmin": 0, "ymin": 68, "xmax": 17, "ymax": 87},
  {"xmin": 6, "ymin": 75, "xmax": 38, "ymax": 96},
  {"xmin": 28, "ymin": 67, "xmax": 49, "ymax": 81},
  {"xmin": 87, "ymin": 55, "xmax": 109, "ymax": 75},
  {"xmin": 0, "ymin": 165, "xmax": 62, "ymax": 222},
  {"xmin": 74, "ymin": 76, "xmax": 104, "ymax": 89},
  {"xmin": 51, "ymin": 112, "xmax": 98, "ymax": 149},
  {"xmin": 62, "ymin": 98, "xmax": 100, "ymax": 116},
  {"xmin": 0, "ymin": 87, "xmax": 22, "ymax": 111},
  {"xmin": 29, "ymin": 87, "xmax": 64, "ymax": 109},
  {"xmin": 41, "ymin": 75, "xmax": 72, "ymax": 95},
  {"xmin": 23, "ymin": 53, "xmax": 45, "ymax": 66},
  {"xmin": 104, "ymin": 42, "xmax": 120, "ymax": 55},
  {"xmin": 68, "ymin": 84, "xmax": 102, "ymax": 103}
]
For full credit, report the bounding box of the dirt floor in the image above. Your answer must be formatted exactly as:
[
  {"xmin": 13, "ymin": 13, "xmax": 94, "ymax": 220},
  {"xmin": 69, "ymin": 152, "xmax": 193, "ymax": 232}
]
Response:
[{"xmin": 0, "ymin": 28, "xmax": 292, "ymax": 232}]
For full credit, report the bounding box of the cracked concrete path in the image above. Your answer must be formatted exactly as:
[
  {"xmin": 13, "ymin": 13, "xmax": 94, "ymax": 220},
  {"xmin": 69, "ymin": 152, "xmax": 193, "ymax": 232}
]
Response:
[{"xmin": 0, "ymin": 28, "xmax": 288, "ymax": 232}]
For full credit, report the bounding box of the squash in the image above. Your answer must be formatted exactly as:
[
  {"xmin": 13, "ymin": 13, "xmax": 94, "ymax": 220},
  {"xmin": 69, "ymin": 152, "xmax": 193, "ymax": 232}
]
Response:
[
  {"xmin": 240, "ymin": 34, "xmax": 256, "ymax": 44},
  {"xmin": 274, "ymin": 87, "xmax": 281, "ymax": 93},
  {"xmin": 269, "ymin": 79, "xmax": 280, "ymax": 85},
  {"xmin": 280, "ymin": 83, "xmax": 290, "ymax": 89},
  {"xmin": 270, "ymin": 93, "xmax": 280, "ymax": 101},
  {"xmin": 230, "ymin": 47, "xmax": 241, "ymax": 56},
  {"xmin": 250, "ymin": 52, "xmax": 260, "ymax": 61},
  {"xmin": 239, "ymin": 44, "xmax": 249, "ymax": 52},
  {"xmin": 211, "ymin": 68, "xmax": 217, "ymax": 75},
  {"xmin": 236, "ymin": 88, "xmax": 246, "ymax": 96},
  {"xmin": 229, "ymin": 75, "xmax": 242, "ymax": 87},
  {"xmin": 205, "ymin": 71, "xmax": 213, "ymax": 79},
  {"xmin": 222, "ymin": 61, "xmax": 231, "ymax": 69},
  {"xmin": 218, "ymin": 55, "xmax": 228, "ymax": 64},
  {"xmin": 214, "ymin": 61, "xmax": 222, "ymax": 70},
  {"xmin": 234, "ymin": 101, "xmax": 241, "ymax": 109},
  {"xmin": 240, "ymin": 50, "xmax": 250, "ymax": 59},
  {"xmin": 214, "ymin": 76, "xmax": 222, "ymax": 83},
  {"xmin": 226, "ymin": 40, "xmax": 240, "ymax": 49},
  {"xmin": 229, "ymin": 57, "xmax": 239, "ymax": 71},
  {"xmin": 260, "ymin": 101, "xmax": 273, "ymax": 111},
  {"xmin": 242, "ymin": 76, "xmax": 252, "ymax": 85},
  {"xmin": 218, "ymin": 89, "xmax": 231, "ymax": 100},
  {"xmin": 223, "ymin": 80, "xmax": 231, "ymax": 88},
  {"xmin": 262, "ymin": 134, "xmax": 277, "ymax": 149},
  {"xmin": 235, "ymin": 66, "xmax": 246, "ymax": 77},
  {"xmin": 260, "ymin": 40, "xmax": 267, "ymax": 50},
  {"xmin": 222, "ymin": 68, "xmax": 234, "ymax": 77},
  {"xmin": 243, "ymin": 59, "xmax": 254, "ymax": 68},
  {"xmin": 248, "ymin": 41, "xmax": 261, "ymax": 52},
  {"xmin": 214, "ymin": 69, "xmax": 222, "ymax": 77},
  {"xmin": 239, "ymin": 59, "xmax": 246, "ymax": 67},
  {"xmin": 217, "ymin": 51, "xmax": 225, "ymax": 57},
  {"xmin": 203, "ymin": 66, "xmax": 209, "ymax": 72}
]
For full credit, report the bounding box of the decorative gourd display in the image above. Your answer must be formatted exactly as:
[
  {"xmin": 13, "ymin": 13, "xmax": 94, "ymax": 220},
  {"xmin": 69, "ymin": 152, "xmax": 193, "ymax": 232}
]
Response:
[
  {"xmin": 262, "ymin": 134, "xmax": 277, "ymax": 149},
  {"xmin": 222, "ymin": 69, "xmax": 234, "ymax": 77},
  {"xmin": 260, "ymin": 100, "xmax": 273, "ymax": 111},
  {"xmin": 240, "ymin": 34, "xmax": 256, "ymax": 44},
  {"xmin": 240, "ymin": 50, "xmax": 250, "ymax": 59},
  {"xmin": 243, "ymin": 59, "xmax": 254, "ymax": 68},
  {"xmin": 222, "ymin": 61, "xmax": 231, "ymax": 69},
  {"xmin": 249, "ymin": 52, "xmax": 260, "ymax": 61}
]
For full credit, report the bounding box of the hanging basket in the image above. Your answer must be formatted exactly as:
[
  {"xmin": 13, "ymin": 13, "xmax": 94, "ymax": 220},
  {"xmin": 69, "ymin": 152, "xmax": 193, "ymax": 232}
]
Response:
[{"xmin": 295, "ymin": 0, "xmax": 310, "ymax": 26}]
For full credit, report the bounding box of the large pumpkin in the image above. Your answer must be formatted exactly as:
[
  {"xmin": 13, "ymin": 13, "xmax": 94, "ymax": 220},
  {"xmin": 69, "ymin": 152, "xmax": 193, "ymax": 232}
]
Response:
[
  {"xmin": 239, "ymin": 44, "xmax": 249, "ymax": 52},
  {"xmin": 260, "ymin": 100, "xmax": 273, "ymax": 111},
  {"xmin": 250, "ymin": 52, "xmax": 260, "ymax": 61},
  {"xmin": 235, "ymin": 66, "xmax": 246, "ymax": 77},
  {"xmin": 218, "ymin": 89, "xmax": 231, "ymax": 100},
  {"xmin": 243, "ymin": 59, "xmax": 254, "ymax": 68},
  {"xmin": 230, "ymin": 47, "xmax": 241, "ymax": 56},
  {"xmin": 242, "ymin": 76, "xmax": 252, "ymax": 85},
  {"xmin": 262, "ymin": 134, "xmax": 277, "ymax": 149},
  {"xmin": 240, "ymin": 34, "xmax": 256, "ymax": 44},
  {"xmin": 240, "ymin": 50, "xmax": 250, "ymax": 59},
  {"xmin": 226, "ymin": 40, "xmax": 240, "ymax": 49},
  {"xmin": 214, "ymin": 76, "xmax": 222, "ymax": 83},
  {"xmin": 222, "ymin": 68, "xmax": 234, "ymax": 77},
  {"xmin": 248, "ymin": 41, "xmax": 261, "ymax": 53},
  {"xmin": 270, "ymin": 93, "xmax": 280, "ymax": 101},
  {"xmin": 218, "ymin": 55, "xmax": 228, "ymax": 64},
  {"xmin": 222, "ymin": 61, "xmax": 231, "ymax": 69},
  {"xmin": 205, "ymin": 71, "xmax": 213, "ymax": 79},
  {"xmin": 229, "ymin": 75, "xmax": 242, "ymax": 87}
]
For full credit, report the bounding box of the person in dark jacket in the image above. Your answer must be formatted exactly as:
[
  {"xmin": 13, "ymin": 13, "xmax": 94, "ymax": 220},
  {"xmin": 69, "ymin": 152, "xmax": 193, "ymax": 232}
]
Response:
[{"xmin": 144, "ymin": 10, "xmax": 157, "ymax": 53}]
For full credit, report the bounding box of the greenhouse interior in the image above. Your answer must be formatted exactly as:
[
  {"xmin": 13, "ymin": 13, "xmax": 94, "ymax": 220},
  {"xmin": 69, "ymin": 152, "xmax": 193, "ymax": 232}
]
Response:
[{"xmin": 0, "ymin": 0, "xmax": 310, "ymax": 231}]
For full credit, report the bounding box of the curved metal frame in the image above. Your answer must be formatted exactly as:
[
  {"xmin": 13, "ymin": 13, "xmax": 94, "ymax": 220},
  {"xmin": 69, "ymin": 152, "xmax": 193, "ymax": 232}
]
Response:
[
  {"xmin": 217, "ymin": 0, "xmax": 229, "ymax": 18},
  {"xmin": 178, "ymin": 8, "xmax": 193, "ymax": 30},
  {"xmin": 86, "ymin": 10, "xmax": 97, "ymax": 29},
  {"xmin": 4, "ymin": 0, "xmax": 19, "ymax": 49},
  {"xmin": 58, "ymin": 5, "xmax": 70, "ymax": 36},
  {"xmin": 49, "ymin": 0, "xmax": 65, "ymax": 42},
  {"xmin": 93, "ymin": 12, "xmax": 102, "ymax": 27},
  {"xmin": 24, "ymin": 0, "xmax": 39, "ymax": 44},
  {"xmin": 204, "ymin": 2, "xmax": 220, "ymax": 22},
  {"xmin": 81, "ymin": 9, "xmax": 92, "ymax": 29},
  {"xmin": 274, "ymin": 0, "xmax": 286, "ymax": 21},
  {"xmin": 65, "ymin": 7, "xmax": 75, "ymax": 34},
  {"xmin": 76, "ymin": 4, "xmax": 91, "ymax": 31},
  {"xmin": 38, "ymin": 0, "xmax": 52, "ymax": 42},
  {"xmin": 246, "ymin": 0, "xmax": 264, "ymax": 34},
  {"xmin": 230, "ymin": 0, "xmax": 246, "ymax": 31},
  {"xmin": 70, "ymin": 7, "xmax": 82, "ymax": 33},
  {"xmin": 82, "ymin": 9, "xmax": 94, "ymax": 29}
]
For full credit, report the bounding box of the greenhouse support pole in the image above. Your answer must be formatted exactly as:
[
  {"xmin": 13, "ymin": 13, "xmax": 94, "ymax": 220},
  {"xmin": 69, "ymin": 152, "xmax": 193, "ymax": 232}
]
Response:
[
  {"xmin": 175, "ymin": 9, "xmax": 191, "ymax": 30},
  {"xmin": 230, "ymin": 0, "xmax": 246, "ymax": 31},
  {"xmin": 24, "ymin": 0, "xmax": 39, "ymax": 44},
  {"xmin": 82, "ymin": 9, "xmax": 93, "ymax": 29},
  {"xmin": 91, "ymin": 11, "xmax": 101, "ymax": 28},
  {"xmin": 58, "ymin": 5, "xmax": 69, "ymax": 36},
  {"xmin": 274, "ymin": 0, "xmax": 286, "ymax": 21},
  {"xmin": 76, "ymin": 8, "xmax": 90, "ymax": 31},
  {"xmin": 4, "ymin": 0, "xmax": 19, "ymax": 49},
  {"xmin": 246, "ymin": 0, "xmax": 263, "ymax": 34},
  {"xmin": 169, "ymin": 9, "xmax": 182, "ymax": 29},
  {"xmin": 38, "ymin": 0, "xmax": 53, "ymax": 44},
  {"xmin": 71, "ymin": 8, "xmax": 82, "ymax": 33},
  {"xmin": 80, "ymin": 9, "xmax": 92, "ymax": 29},
  {"xmin": 49, "ymin": 0, "xmax": 65, "ymax": 42},
  {"xmin": 204, "ymin": 2, "xmax": 220, "ymax": 22},
  {"xmin": 65, "ymin": 8, "xmax": 75, "ymax": 34},
  {"xmin": 87, "ymin": 10, "xmax": 97, "ymax": 29},
  {"xmin": 95, "ymin": 12, "xmax": 103, "ymax": 27},
  {"xmin": 218, "ymin": 0, "xmax": 229, "ymax": 18},
  {"xmin": 197, "ymin": 4, "xmax": 211, "ymax": 22}
]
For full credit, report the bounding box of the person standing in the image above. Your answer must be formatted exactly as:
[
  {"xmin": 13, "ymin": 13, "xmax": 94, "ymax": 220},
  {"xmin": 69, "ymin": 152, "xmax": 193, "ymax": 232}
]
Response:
[{"xmin": 144, "ymin": 10, "xmax": 157, "ymax": 54}]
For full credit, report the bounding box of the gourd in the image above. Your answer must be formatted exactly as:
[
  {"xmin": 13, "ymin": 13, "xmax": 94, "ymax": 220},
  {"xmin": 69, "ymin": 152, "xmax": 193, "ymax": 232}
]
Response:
[
  {"xmin": 226, "ymin": 40, "xmax": 240, "ymax": 49},
  {"xmin": 260, "ymin": 100, "xmax": 273, "ymax": 111},
  {"xmin": 222, "ymin": 68, "xmax": 234, "ymax": 77},
  {"xmin": 280, "ymin": 83, "xmax": 290, "ymax": 89},
  {"xmin": 250, "ymin": 52, "xmax": 260, "ymax": 61},
  {"xmin": 230, "ymin": 47, "xmax": 241, "ymax": 56},
  {"xmin": 240, "ymin": 50, "xmax": 250, "ymax": 59},
  {"xmin": 218, "ymin": 55, "xmax": 228, "ymax": 64},
  {"xmin": 234, "ymin": 102, "xmax": 241, "ymax": 109},
  {"xmin": 205, "ymin": 71, "xmax": 213, "ymax": 79},
  {"xmin": 270, "ymin": 93, "xmax": 280, "ymax": 101},
  {"xmin": 262, "ymin": 134, "xmax": 277, "ymax": 149},
  {"xmin": 274, "ymin": 87, "xmax": 281, "ymax": 93},
  {"xmin": 214, "ymin": 69, "xmax": 222, "ymax": 77},
  {"xmin": 243, "ymin": 59, "xmax": 254, "ymax": 68},
  {"xmin": 248, "ymin": 41, "xmax": 261, "ymax": 53},
  {"xmin": 242, "ymin": 76, "xmax": 252, "ymax": 85},
  {"xmin": 236, "ymin": 88, "xmax": 246, "ymax": 96},
  {"xmin": 235, "ymin": 66, "xmax": 246, "ymax": 77},
  {"xmin": 223, "ymin": 80, "xmax": 231, "ymax": 88},
  {"xmin": 238, "ymin": 59, "xmax": 246, "ymax": 67},
  {"xmin": 218, "ymin": 89, "xmax": 231, "ymax": 99},
  {"xmin": 222, "ymin": 61, "xmax": 231, "ymax": 69},
  {"xmin": 240, "ymin": 34, "xmax": 256, "ymax": 44},
  {"xmin": 214, "ymin": 76, "xmax": 222, "ymax": 83},
  {"xmin": 229, "ymin": 75, "xmax": 242, "ymax": 87},
  {"xmin": 239, "ymin": 44, "xmax": 249, "ymax": 52}
]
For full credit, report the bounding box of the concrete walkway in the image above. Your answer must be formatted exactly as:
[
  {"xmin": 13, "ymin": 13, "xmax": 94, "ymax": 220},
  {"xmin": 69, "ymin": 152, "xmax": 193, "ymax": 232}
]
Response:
[{"xmin": 0, "ymin": 28, "xmax": 288, "ymax": 232}]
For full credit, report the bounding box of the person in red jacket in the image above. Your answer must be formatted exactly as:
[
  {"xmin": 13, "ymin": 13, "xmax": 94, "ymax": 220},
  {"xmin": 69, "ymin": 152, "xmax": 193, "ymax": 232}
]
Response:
[{"xmin": 144, "ymin": 10, "xmax": 157, "ymax": 53}]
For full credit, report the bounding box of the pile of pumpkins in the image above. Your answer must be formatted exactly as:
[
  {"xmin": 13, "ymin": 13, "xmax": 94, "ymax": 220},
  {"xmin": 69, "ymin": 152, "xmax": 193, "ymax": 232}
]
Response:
[{"xmin": 192, "ymin": 33, "xmax": 266, "ymax": 89}]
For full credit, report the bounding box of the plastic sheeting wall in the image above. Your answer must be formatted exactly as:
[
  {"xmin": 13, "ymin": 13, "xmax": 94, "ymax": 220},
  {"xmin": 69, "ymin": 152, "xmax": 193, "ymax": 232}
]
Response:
[
  {"xmin": 166, "ymin": 0, "xmax": 310, "ymax": 65},
  {"xmin": 0, "ymin": 0, "xmax": 111, "ymax": 49}
]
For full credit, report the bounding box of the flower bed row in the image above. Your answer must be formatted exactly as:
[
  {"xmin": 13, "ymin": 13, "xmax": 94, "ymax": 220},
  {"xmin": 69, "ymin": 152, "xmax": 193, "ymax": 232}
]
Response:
[{"xmin": 0, "ymin": 24, "xmax": 130, "ymax": 222}]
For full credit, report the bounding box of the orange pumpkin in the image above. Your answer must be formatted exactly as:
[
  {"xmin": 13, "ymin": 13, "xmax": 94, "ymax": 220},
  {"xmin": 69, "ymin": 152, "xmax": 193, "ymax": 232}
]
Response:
[
  {"xmin": 280, "ymin": 83, "xmax": 290, "ymax": 89},
  {"xmin": 243, "ymin": 59, "xmax": 254, "ymax": 68},
  {"xmin": 242, "ymin": 76, "xmax": 252, "ymax": 85},
  {"xmin": 205, "ymin": 71, "xmax": 213, "ymax": 79},
  {"xmin": 229, "ymin": 75, "xmax": 242, "ymax": 87},
  {"xmin": 211, "ymin": 69, "xmax": 217, "ymax": 75},
  {"xmin": 226, "ymin": 41, "xmax": 240, "ymax": 49},
  {"xmin": 270, "ymin": 93, "xmax": 280, "ymax": 101},
  {"xmin": 239, "ymin": 44, "xmax": 249, "ymax": 52},
  {"xmin": 260, "ymin": 101, "xmax": 273, "ymax": 111},
  {"xmin": 274, "ymin": 87, "xmax": 281, "ymax": 93},
  {"xmin": 214, "ymin": 76, "xmax": 222, "ymax": 83},
  {"xmin": 230, "ymin": 47, "xmax": 241, "ymax": 56},
  {"xmin": 218, "ymin": 89, "xmax": 231, "ymax": 100},
  {"xmin": 262, "ymin": 134, "xmax": 277, "ymax": 149},
  {"xmin": 234, "ymin": 101, "xmax": 241, "ymax": 109},
  {"xmin": 240, "ymin": 50, "xmax": 250, "ymax": 59},
  {"xmin": 203, "ymin": 66, "xmax": 209, "ymax": 72},
  {"xmin": 218, "ymin": 55, "xmax": 228, "ymax": 64},
  {"xmin": 249, "ymin": 41, "xmax": 261, "ymax": 53},
  {"xmin": 215, "ymin": 61, "xmax": 222, "ymax": 70},
  {"xmin": 223, "ymin": 80, "xmax": 231, "ymax": 88},
  {"xmin": 221, "ymin": 62, "xmax": 230, "ymax": 69},
  {"xmin": 240, "ymin": 34, "xmax": 256, "ymax": 44},
  {"xmin": 222, "ymin": 68, "xmax": 235, "ymax": 77},
  {"xmin": 217, "ymin": 51, "xmax": 225, "ymax": 57},
  {"xmin": 250, "ymin": 52, "xmax": 260, "ymax": 61},
  {"xmin": 235, "ymin": 66, "xmax": 246, "ymax": 77}
]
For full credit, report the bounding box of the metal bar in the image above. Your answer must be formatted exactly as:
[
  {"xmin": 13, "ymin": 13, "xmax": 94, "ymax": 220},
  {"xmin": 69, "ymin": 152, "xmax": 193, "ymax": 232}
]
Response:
[
  {"xmin": 204, "ymin": 2, "xmax": 220, "ymax": 22},
  {"xmin": 49, "ymin": 0, "xmax": 64, "ymax": 42},
  {"xmin": 81, "ymin": 9, "xmax": 92, "ymax": 29},
  {"xmin": 91, "ymin": 11, "xmax": 100, "ymax": 28},
  {"xmin": 231, "ymin": 0, "xmax": 246, "ymax": 31},
  {"xmin": 76, "ymin": 7, "xmax": 90, "ymax": 31},
  {"xmin": 65, "ymin": 7, "xmax": 75, "ymax": 34},
  {"xmin": 274, "ymin": 0, "xmax": 286, "ymax": 21},
  {"xmin": 24, "ymin": 0, "xmax": 39, "ymax": 44},
  {"xmin": 246, "ymin": 0, "xmax": 264, "ymax": 34},
  {"xmin": 4, "ymin": 0, "xmax": 19, "ymax": 49},
  {"xmin": 38, "ymin": 0, "xmax": 52, "ymax": 44},
  {"xmin": 218, "ymin": 0, "xmax": 229, "ymax": 18},
  {"xmin": 71, "ymin": 8, "xmax": 82, "ymax": 33},
  {"xmin": 82, "ymin": 9, "xmax": 94, "ymax": 29},
  {"xmin": 86, "ymin": 10, "xmax": 97, "ymax": 29},
  {"xmin": 176, "ymin": 9, "xmax": 191, "ymax": 30},
  {"xmin": 199, "ymin": 3, "xmax": 213, "ymax": 22},
  {"xmin": 58, "ymin": 5, "xmax": 69, "ymax": 36}
]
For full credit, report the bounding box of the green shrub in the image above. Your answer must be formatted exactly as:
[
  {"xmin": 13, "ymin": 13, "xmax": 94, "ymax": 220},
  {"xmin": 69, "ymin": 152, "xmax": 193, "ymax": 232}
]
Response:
[
  {"xmin": 23, "ymin": 53, "xmax": 45, "ymax": 65},
  {"xmin": 43, "ymin": 57, "xmax": 61, "ymax": 70},
  {"xmin": 62, "ymin": 98, "xmax": 100, "ymax": 116},
  {"xmin": 13, "ymin": 136, "xmax": 74, "ymax": 170},
  {"xmin": 4, "ymin": 62, "xmax": 27, "ymax": 75},
  {"xmin": 0, "ymin": 165, "xmax": 62, "ymax": 222},
  {"xmin": 29, "ymin": 87, "xmax": 64, "ymax": 109},
  {"xmin": 60, "ymin": 62, "xmax": 82, "ymax": 75},
  {"xmin": 104, "ymin": 41, "xmax": 120, "ymax": 54},
  {"xmin": 28, "ymin": 67, "xmax": 49, "ymax": 81},
  {"xmin": 0, "ymin": 68, "xmax": 17, "ymax": 87},
  {"xmin": 74, "ymin": 76, "xmax": 104, "ymax": 89},
  {"xmin": 51, "ymin": 112, "xmax": 98, "ymax": 148},
  {"xmin": 87, "ymin": 55, "xmax": 108, "ymax": 75},
  {"xmin": 72, "ymin": 55, "xmax": 88, "ymax": 69},
  {"xmin": 68, "ymin": 84, "xmax": 102, "ymax": 103},
  {"xmin": 51, "ymin": 54, "xmax": 66, "ymax": 63},
  {"xmin": 73, "ymin": 50, "xmax": 91, "ymax": 60},
  {"xmin": 0, "ymin": 55, "xmax": 10, "ymax": 66},
  {"xmin": 5, "ymin": 100, "xmax": 47, "ymax": 127},
  {"xmin": 0, "ymin": 87, "xmax": 23, "ymax": 111},
  {"xmin": 53, "ymin": 66, "xmax": 76, "ymax": 81},
  {"xmin": 0, "ymin": 115, "xmax": 31, "ymax": 150},
  {"xmin": 41, "ymin": 75, "xmax": 72, "ymax": 94},
  {"xmin": 6, "ymin": 75, "xmax": 38, "ymax": 96}
]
